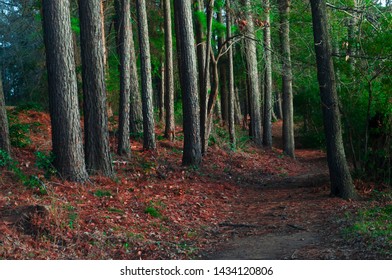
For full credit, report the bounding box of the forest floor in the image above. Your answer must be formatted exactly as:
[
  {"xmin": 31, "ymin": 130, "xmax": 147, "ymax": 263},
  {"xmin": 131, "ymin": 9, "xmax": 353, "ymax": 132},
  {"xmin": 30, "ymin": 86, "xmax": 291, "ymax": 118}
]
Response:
[{"xmin": 0, "ymin": 109, "xmax": 390, "ymax": 259}]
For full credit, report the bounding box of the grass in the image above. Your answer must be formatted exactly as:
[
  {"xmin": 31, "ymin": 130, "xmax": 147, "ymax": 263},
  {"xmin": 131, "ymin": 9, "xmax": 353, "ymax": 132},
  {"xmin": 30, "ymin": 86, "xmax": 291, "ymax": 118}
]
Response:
[{"xmin": 344, "ymin": 203, "xmax": 392, "ymax": 257}]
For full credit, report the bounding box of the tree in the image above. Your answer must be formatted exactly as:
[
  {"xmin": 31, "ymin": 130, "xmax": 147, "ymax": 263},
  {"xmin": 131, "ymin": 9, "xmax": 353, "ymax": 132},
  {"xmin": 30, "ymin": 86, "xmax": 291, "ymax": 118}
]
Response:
[
  {"xmin": 278, "ymin": 0, "xmax": 295, "ymax": 158},
  {"xmin": 310, "ymin": 0, "xmax": 358, "ymax": 199},
  {"xmin": 116, "ymin": 0, "xmax": 132, "ymax": 157},
  {"xmin": 163, "ymin": 0, "xmax": 175, "ymax": 141},
  {"xmin": 263, "ymin": 0, "xmax": 273, "ymax": 148},
  {"xmin": 226, "ymin": 0, "xmax": 236, "ymax": 149},
  {"xmin": 42, "ymin": 0, "xmax": 88, "ymax": 182},
  {"xmin": 0, "ymin": 69, "xmax": 10, "ymax": 155},
  {"xmin": 78, "ymin": 0, "xmax": 113, "ymax": 176},
  {"xmin": 174, "ymin": 0, "xmax": 202, "ymax": 166},
  {"xmin": 136, "ymin": 0, "xmax": 156, "ymax": 150},
  {"xmin": 244, "ymin": 0, "xmax": 262, "ymax": 146}
]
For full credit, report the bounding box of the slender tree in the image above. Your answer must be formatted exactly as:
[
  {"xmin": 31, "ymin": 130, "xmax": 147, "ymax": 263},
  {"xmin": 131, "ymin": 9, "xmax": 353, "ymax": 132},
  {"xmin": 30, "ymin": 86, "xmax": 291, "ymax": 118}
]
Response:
[
  {"xmin": 244, "ymin": 0, "xmax": 262, "ymax": 146},
  {"xmin": 310, "ymin": 0, "xmax": 358, "ymax": 199},
  {"xmin": 263, "ymin": 0, "xmax": 273, "ymax": 148},
  {"xmin": 278, "ymin": 0, "xmax": 295, "ymax": 158},
  {"xmin": 79, "ymin": 0, "xmax": 113, "ymax": 176},
  {"xmin": 42, "ymin": 0, "xmax": 88, "ymax": 182},
  {"xmin": 174, "ymin": 0, "xmax": 202, "ymax": 166},
  {"xmin": 164, "ymin": 0, "xmax": 175, "ymax": 141},
  {"xmin": 227, "ymin": 0, "xmax": 236, "ymax": 148},
  {"xmin": 116, "ymin": 0, "xmax": 131, "ymax": 156},
  {"xmin": 0, "ymin": 69, "xmax": 10, "ymax": 155},
  {"xmin": 136, "ymin": 0, "xmax": 156, "ymax": 150}
]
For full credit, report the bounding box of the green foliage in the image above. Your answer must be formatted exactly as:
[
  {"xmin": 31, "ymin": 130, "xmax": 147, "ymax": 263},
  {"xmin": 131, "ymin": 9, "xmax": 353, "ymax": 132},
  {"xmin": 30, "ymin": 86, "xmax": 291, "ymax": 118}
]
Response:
[
  {"xmin": 345, "ymin": 205, "xmax": 392, "ymax": 257},
  {"xmin": 70, "ymin": 17, "xmax": 80, "ymax": 34},
  {"xmin": 8, "ymin": 113, "xmax": 32, "ymax": 148},
  {"xmin": 35, "ymin": 151, "xmax": 57, "ymax": 179},
  {"xmin": 144, "ymin": 206, "xmax": 161, "ymax": 218},
  {"xmin": 0, "ymin": 149, "xmax": 12, "ymax": 168},
  {"xmin": 94, "ymin": 190, "xmax": 113, "ymax": 198},
  {"xmin": 15, "ymin": 102, "xmax": 45, "ymax": 112}
]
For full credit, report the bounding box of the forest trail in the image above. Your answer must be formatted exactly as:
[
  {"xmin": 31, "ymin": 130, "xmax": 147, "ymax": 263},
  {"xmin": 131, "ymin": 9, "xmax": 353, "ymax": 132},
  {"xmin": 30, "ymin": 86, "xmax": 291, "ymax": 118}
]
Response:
[
  {"xmin": 0, "ymin": 112, "xmax": 375, "ymax": 259},
  {"xmin": 204, "ymin": 121, "xmax": 354, "ymax": 260}
]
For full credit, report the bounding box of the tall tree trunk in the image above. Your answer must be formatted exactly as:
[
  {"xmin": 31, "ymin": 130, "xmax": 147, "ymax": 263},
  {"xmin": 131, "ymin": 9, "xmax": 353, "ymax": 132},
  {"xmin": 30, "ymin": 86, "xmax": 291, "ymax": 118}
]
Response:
[
  {"xmin": 310, "ymin": 0, "xmax": 358, "ymax": 199},
  {"xmin": 100, "ymin": 0, "xmax": 107, "ymax": 69},
  {"xmin": 263, "ymin": 0, "xmax": 273, "ymax": 148},
  {"xmin": 244, "ymin": 0, "xmax": 262, "ymax": 146},
  {"xmin": 217, "ymin": 9, "xmax": 228, "ymax": 125},
  {"xmin": 0, "ymin": 69, "xmax": 10, "ymax": 155},
  {"xmin": 174, "ymin": 0, "xmax": 202, "ymax": 166},
  {"xmin": 227, "ymin": 0, "xmax": 236, "ymax": 149},
  {"xmin": 117, "ymin": 0, "xmax": 131, "ymax": 157},
  {"xmin": 201, "ymin": 0, "xmax": 215, "ymax": 154},
  {"xmin": 128, "ymin": 15, "xmax": 143, "ymax": 135},
  {"xmin": 278, "ymin": 0, "xmax": 295, "ymax": 158},
  {"xmin": 158, "ymin": 63, "xmax": 165, "ymax": 123},
  {"xmin": 164, "ymin": 0, "xmax": 175, "ymax": 141},
  {"xmin": 194, "ymin": 0, "xmax": 208, "ymax": 153},
  {"xmin": 42, "ymin": 0, "xmax": 88, "ymax": 182},
  {"xmin": 79, "ymin": 0, "xmax": 113, "ymax": 176},
  {"xmin": 136, "ymin": 0, "xmax": 156, "ymax": 150}
]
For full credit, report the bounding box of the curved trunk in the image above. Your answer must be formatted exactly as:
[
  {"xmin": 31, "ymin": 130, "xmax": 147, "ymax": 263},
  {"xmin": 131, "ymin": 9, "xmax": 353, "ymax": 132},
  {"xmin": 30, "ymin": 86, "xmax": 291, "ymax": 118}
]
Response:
[{"xmin": 310, "ymin": 0, "xmax": 358, "ymax": 199}]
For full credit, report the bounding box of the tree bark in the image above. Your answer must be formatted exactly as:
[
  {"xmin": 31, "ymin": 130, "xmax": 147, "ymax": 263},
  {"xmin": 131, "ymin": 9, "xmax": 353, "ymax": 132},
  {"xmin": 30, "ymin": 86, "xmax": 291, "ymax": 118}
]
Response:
[
  {"xmin": 164, "ymin": 0, "xmax": 175, "ymax": 141},
  {"xmin": 310, "ymin": 0, "xmax": 358, "ymax": 199},
  {"xmin": 278, "ymin": 0, "xmax": 295, "ymax": 158},
  {"xmin": 263, "ymin": 0, "xmax": 273, "ymax": 148},
  {"xmin": 117, "ymin": 0, "xmax": 131, "ymax": 157},
  {"xmin": 244, "ymin": 0, "xmax": 262, "ymax": 146},
  {"xmin": 79, "ymin": 0, "xmax": 114, "ymax": 176},
  {"xmin": 42, "ymin": 0, "xmax": 88, "ymax": 182},
  {"xmin": 0, "ymin": 69, "xmax": 10, "ymax": 155},
  {"xmin": 174, "ymin": 0, "xmax": 202, "ymax": 166},
  {"xmin": 227, "ymin": 0, "xmax": 236, "ymax": 149},
  {"xmin": 136, "ymin": 0, "xmax": 156, "ymax": 150}
]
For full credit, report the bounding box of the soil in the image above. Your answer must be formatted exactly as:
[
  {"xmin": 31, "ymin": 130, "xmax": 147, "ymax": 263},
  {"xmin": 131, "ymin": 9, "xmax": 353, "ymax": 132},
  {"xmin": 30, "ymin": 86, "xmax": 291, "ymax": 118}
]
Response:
[{"xmin": 0, "ymin": 113, "xmax": 383, "ymax": 259}]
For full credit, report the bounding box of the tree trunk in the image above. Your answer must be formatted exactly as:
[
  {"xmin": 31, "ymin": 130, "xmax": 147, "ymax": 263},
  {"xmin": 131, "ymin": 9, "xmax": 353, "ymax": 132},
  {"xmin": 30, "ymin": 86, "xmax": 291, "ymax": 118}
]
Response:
[
  {"xmin": 79, "ymin": 0, "xmax": 114, "ymax": 176},
  {"xmin": 174, "ymin": 0, "xmax": 202, "ymax": 166},
  {"xmin": 244, "ymin": 0, "xmax": 262, "ymax": 146},
  {"xmin": 0, "ymin": 69, "xmax": 10, "ymax": 155},
  {"xmin": 158, "ymin": 63, "xmax": 165, "ymax": 123},
  {"xmin": 42, "ymin": 0, "xmax": 88, "ymax": 182},
  {"xmin": 128, "ymin": 15, "xmax": 143, "ymax": 135},
  {"xmin": 217, "ymin": 9, "xmax": 228, "ymax": 125},
  {"xmin": 310, "ymin": 0, "xmax": 358, "ymax": 199},
  {"xmin": 136, "ymin": 0, "xmax": 156, "ymax": 151},
  {"xmin": 117, "ymin": 0, "xmax": 131, "ymax": 157},
  {"xmin": 227, "ymin": 0, "xmax": 236, "ymax": 149},
  {"xmin": 278, "ymin": 0, "xmax": 295, "ymax": 158},
  {"xmin": 164, "ymin": 0, "xmax": 175, "ymax": 141},
  {"xmin": 263, "ymin": 0, "xmax": 273, "ymax": 148}
]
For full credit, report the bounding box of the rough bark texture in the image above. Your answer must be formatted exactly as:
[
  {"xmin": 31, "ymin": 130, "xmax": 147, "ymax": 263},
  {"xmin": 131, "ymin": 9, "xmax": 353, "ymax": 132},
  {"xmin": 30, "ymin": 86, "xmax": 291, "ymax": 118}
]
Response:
[
  {"xmin": 217, "ymin": 10, "xmax": 228, "ymax": 125},
  {"xmin": 136, "ymin": 0, "xmax": 156, "ymax": 151},
  {"xmin": 278, "ymin": 0, "xmax": 295, "ymax": 158},
  {"xmin": 310, "ymin": 0, "xmax": 358, "ymax": 199},
  {"xmin": 164, "ymin": 0, "xmax": 175, "ymax": 141},
  {"xmin": 244, "ymin": 0, "xmax": 262, "ymax": 146},
  {"xmin": 117, "ymin": 0, "xmax": 131, "ymax": 156},
  {"xmin": 42, "ymin": 0, "xmax": 88, "ymax": 182},
  {"xmin": 201, "ymin": 0, "xmax": 215, "ymax": 154},
  {"xmin": 227, "ymin": 0, "xmax": 236, "ymax": 149},
  {"xmin": 194, "ymin": 0, "xmax": 209, "ymax": 154},
  {"xmin": 79, "ymin": 0, "xmax": 113, "ymax": 176},
  {"xmin": 263, "ymin": 0, "xmax": 273, "ymax": 148},
  {"xmin": 128, "ymin": 16, "xmax": 143, "ymax": 135},
  {"xmin": 174, "ymin": 0, "xmax": 202, "ymax": 166},
  {"xmin": 0, "ymin": 69, "xmax": 10, "ymax": 155}
]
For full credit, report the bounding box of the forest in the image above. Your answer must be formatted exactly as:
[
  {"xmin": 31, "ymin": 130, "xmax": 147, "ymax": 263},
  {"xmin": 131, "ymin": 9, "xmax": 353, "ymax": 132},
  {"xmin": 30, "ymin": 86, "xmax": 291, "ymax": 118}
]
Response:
[{"xmin": 0, "ymin": 0, "xmax": 391, "ymax": 259}]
